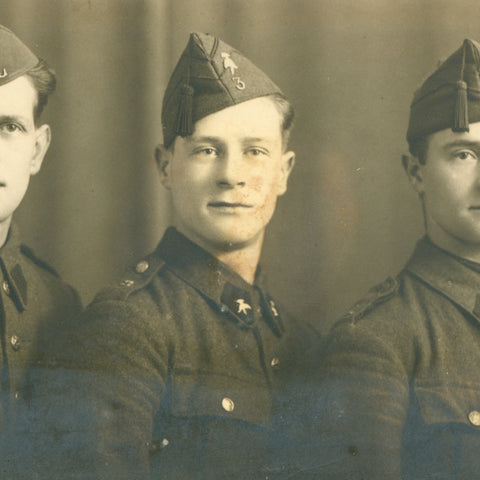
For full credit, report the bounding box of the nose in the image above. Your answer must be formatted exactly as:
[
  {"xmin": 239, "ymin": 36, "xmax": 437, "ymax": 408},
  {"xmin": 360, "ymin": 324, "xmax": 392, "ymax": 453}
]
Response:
[{"xmin": 216, "ymin": 149, "xmax": 246, "ymax": 188}]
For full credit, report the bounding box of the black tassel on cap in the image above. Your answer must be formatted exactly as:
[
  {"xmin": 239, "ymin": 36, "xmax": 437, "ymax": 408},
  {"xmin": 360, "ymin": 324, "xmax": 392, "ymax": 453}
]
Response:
[
  {"xmin": 175, "ymin": 85, "xmax": 194, "ymax": 137},
  {"xmin": 453, "ymin": 42, "xmax": 469, "ymax": 132},
  {"xmin": 453, "ymin": 80, "xmax": 469, "ymax": 132}
]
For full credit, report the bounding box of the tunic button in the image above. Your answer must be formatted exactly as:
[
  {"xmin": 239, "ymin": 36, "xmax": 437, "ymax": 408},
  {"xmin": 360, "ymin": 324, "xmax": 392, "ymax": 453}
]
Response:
[
  {"xmin": 160, "ymin": 438, "xmax": 169, "ymax": 448},
  {"xmin": 2, "ymin": 280, "xmax": 10, "ymax": 295},
  {"xmin": 135, "ymin": 260, "xmax": 149, "ymax": 274},
  {"xmin": 10, "ymin": 335, "xmax": 20, "ymax": 351},
  {"xmin": 469, "ymin": 410, "xmax": 480, "ymax": 426},
  {"xmin": 119, "ymin": 279, "xmax": 134, "ymax": 287},
  {"xmin": 270, "ymin": 357, "xmax": 280, "ymax": 369},
  {"xmin": 14, "ymin": 391, "xmax": 19, "ymax": 400},
  {"xmin": 222, "ymin": 397, "xmax": 235, "ymax": 412}
]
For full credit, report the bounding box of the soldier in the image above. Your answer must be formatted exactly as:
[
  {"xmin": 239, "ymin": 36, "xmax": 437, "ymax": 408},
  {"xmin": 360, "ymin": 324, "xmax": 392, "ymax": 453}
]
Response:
[
  {"xmin": 309, "ymin": 39, "xmax": 480, "ymax": 479},
  {"xmin": 57, "ymin": 32, "xmax": 316, "ymax": 479},
  {"xmin": 0, "ymin": 25, "xmax": 81, "ymax": 479}
]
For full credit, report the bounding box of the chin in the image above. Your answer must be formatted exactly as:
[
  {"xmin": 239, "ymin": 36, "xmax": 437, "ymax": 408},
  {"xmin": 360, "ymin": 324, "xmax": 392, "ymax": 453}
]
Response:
[{"xmin": 207, "ymin": 230, "xmax": 261, "ymax": 250}]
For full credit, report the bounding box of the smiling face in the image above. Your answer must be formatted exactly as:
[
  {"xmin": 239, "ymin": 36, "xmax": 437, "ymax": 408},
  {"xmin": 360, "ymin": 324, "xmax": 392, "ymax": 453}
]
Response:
[
  {"xmin": 407, "ymin": 121, "xmax": 480, "ymax": 256},
  {"xmin": 0, "ymin": 75, "xmax": 50, "ymax": 230},
  {"xmin": 157, "ymin": 96, "xmax": 295, "ymax": 254}
]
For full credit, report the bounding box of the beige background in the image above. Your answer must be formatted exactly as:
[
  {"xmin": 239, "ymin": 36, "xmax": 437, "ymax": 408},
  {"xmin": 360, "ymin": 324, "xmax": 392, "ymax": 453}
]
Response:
[{"xmin": 0, "ymin": 0, "xmax": 477, "ymax": 332}]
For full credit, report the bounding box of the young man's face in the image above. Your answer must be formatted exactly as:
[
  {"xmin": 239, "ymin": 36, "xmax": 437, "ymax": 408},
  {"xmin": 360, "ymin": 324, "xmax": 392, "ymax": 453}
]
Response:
[
  {"xmin": 412, "ymin": 121, "xmax": 480, "ymax": 250},
  {"xmin": 0, "ymin": 75, "xmax": 49, "ymax": 225},
  {"xmin": 159, "ymin": 96, "xmax": 295, "ymax": 253}
]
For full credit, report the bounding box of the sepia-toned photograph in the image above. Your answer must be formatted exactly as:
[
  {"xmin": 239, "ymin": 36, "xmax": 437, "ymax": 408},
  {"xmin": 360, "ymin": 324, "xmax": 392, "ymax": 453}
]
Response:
[{"xmin": 1, "ymin": 0, "xmax": 480, "ymax": 478}]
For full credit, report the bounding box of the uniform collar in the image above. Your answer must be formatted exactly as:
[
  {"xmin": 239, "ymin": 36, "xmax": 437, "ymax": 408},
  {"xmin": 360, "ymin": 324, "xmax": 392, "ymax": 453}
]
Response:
[
  {"xmin": 157, "ymin": 227, "xmax": 283, "ymax": 332},
  {"xmin": 406, "ymin": 236, "xmax": 480, "ymax": 319},
  {"xmin": 0, "ymin": 223, "xmax": 27, "ymax": 311}
]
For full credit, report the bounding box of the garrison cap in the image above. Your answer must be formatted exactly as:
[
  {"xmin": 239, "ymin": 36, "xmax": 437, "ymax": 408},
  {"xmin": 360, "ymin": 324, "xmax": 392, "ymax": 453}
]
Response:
[
  {"xmin": 407, "ymin": 38, "xmax": 480, "ymax": 147},
  {"xmin": 162, "ymin": 32, "xmax": 283, "ymax": 148},
  {"xmin": 0, "ymin": 25, "xmax": 38, "ymax": 87}
]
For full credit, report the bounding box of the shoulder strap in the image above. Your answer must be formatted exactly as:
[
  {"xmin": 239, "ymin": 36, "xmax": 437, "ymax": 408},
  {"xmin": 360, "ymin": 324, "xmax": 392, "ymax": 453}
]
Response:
[
  {"xmin": 20, "ymin": 244, "xmax": 60, "ymax": 277},
  {"xmin": 343, "ymin": 276, "xmax": 398, "ymax": 323},
  {"xmin": 94, "ymin": 250, "xmax": 166, "ymax": 302}
]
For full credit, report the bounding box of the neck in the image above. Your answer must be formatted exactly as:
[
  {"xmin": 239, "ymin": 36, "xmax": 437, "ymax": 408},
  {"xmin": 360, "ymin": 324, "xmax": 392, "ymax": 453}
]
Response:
[
  {"xmin": 0, "ymin": 217, "xmax": 12, "ymax": 249},
  {"xmin": 427, "ymin": 223, "xmax": 480, "ymax": 263},
  {"xmin": 213, "ymin": 242, "xmax": 262, "ymax": 285},
  {"xmin": 175, "ymin": 227, "xmax": 263, "ymax": 284}
]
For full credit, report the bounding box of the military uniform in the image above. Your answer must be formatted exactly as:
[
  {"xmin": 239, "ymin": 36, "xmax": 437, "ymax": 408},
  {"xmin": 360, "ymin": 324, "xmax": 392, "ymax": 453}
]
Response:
[
  {"xmin": 308, "ymin": 237, "xmax": 480, "ymax": 479},
  {"xmin": 0, "ymin": 225, "xmax": 80, "ymax": 479},
  {"xmin": 302, "ymin": 37, "xmax": 480, "ymax": 480},
  {"xmin": 58, "ymin": 227, "xmax": 315, "ymax": 479}
]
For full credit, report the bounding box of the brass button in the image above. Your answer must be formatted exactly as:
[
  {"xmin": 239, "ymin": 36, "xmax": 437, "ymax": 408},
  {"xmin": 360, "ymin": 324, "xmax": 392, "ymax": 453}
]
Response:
[
  {"xmin": 2, "ymin": 280, "xmax": 10, "ymax": 295},
  {"xmin": 10, "ymin": 335, "xmax": 20, "ymax": 351},
  {"xmin": 160, "ymin": 438, "xmax": 169, "ymax": 448},
  {"xmin": 136, "ymin": 260, "xmax": 149, "ymax": 274},
  {"xmin": 14, "ymin": 391, "xmax": 19, "ymax": 400},
  {"xmin": 149, "ymin": 437, "xmax": 169, "ymax": 454},
  {"xmin": 222, "ymin": 397, "xmax": 235, "ymax": 412},
  {"xmin": 270, "ymin": 357, "xmax": 280, "ymax": 369},
  {"xmin": 119, "ymin": 279, "xmax": 134, "ymax": 287},
  {"xmin": 469, "ymin": 410, "xmax": 480, "ymax": 426}
]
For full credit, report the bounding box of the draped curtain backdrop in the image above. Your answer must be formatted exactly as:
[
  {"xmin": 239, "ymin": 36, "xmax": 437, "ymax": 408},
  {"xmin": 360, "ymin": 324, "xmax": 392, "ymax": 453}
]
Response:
[{"xmin": 0, "ymin": 0, "xmax": 478, "ymax": 331}]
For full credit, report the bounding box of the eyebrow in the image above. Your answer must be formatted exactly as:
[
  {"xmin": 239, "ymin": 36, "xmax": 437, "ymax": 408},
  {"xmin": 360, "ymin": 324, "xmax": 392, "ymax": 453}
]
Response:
[
  {"xmin": 186, "ymin": 136, "xmax": 223, "ymax": 145},
  {"xmin": 442, "ymin": 140, "xmax": 480, "ymax": 150},
  {"xmin": 186, "ymin": 135, "xmax": 272, "ymax": 145},
  {"xmin": 242, "ymin": 137, "xmax": 273, "ymax": 145},
  {"xmin": 0, "ymin": 115, "xmax": 29, "ymax": 126}
]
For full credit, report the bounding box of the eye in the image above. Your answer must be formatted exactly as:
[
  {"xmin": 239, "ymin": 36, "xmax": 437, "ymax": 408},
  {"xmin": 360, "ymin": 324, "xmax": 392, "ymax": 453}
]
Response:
[
  {"xmin": 0, "ymin": 123, "xmax": 22, "ymax": 134},
  {"xmin": 194, "ymin": 146, "xmax": 218, "ymax": 157},
  {"xmin": 454, "ymin": 150, "xmax": 477, "ymax": 161},
  {"xmin": 246, "ymin": 147, "xmax": 268, "ymax": 157}
]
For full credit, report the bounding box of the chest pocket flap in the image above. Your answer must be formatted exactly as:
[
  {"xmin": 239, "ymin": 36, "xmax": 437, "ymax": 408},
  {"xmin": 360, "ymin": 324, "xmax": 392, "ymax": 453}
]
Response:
[
  {"xmin": 171, "ymin": 372, "xmax": 272, "ymax": 428},
  {"xmin": 414, "ymin": 381, "xmax": 480, "ymax": 428}
]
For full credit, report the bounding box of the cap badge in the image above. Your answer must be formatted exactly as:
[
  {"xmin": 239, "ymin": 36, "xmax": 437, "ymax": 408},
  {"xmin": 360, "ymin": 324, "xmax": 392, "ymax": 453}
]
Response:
[
  {"xmin": 221, "ymin": 52, "xmax": 245, "ymax": 91},
  {"xmin": 0, "ymin": 68, "xmax": 7, "ymax": 78},
  {"xmin": 235, "ymin": 298, "xmax": 252, "ymax": 315},
  {"xmin": 269, "ymin": 300, "xmax": 279, "ymax": 317}
]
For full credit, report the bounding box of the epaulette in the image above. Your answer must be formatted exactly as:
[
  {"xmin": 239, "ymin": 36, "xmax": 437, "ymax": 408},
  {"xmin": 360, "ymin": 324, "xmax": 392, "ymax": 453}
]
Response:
[
  {"xmin": 343, "ymin": 276, "xmax": 398, "ymax": 323},
  {"xmin": 20, "ymin": 244, "xmax": 60, "ymax": 277},
  {"xmin": 94, "ymin": 250, "xmax": 167, "ymax": 302}
]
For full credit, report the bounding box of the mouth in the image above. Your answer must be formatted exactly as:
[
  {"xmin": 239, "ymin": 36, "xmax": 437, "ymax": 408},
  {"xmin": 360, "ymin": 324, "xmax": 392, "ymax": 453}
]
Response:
[
  {"xmin": 208, "ymin": 201, "xmax": 253, "ymax": 210},
  {"xmin": 469, "ymin": 206, "xmax": 480, "ymax": 210}
]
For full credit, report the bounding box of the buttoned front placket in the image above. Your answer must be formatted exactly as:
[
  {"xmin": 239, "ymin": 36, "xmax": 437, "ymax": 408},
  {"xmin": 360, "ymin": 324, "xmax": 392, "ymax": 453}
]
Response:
[{"xmin": 0, "ymin": 229, "xmax": 29, "ymax": 429}]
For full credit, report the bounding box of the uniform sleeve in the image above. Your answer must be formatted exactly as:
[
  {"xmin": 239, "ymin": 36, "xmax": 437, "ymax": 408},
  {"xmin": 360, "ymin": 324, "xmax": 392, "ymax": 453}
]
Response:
[
  {"xmin": 36, "ymin": 298, "xmax": 169, "ymax": 480},
  {"xmin": 301, "ymin": 314, "xmax": 413, "ymax": 480}
]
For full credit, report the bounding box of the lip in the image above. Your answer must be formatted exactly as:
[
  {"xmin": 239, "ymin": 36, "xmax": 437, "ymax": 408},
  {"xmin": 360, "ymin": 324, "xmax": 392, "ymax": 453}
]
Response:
[{"xmin": 208, "ymin": 201, "xmax": 253, "ymax": 209}]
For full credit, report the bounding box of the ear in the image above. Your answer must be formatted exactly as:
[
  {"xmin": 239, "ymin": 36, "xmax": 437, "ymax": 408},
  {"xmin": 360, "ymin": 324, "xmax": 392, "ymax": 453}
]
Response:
[
  {"xmin": 277, "ymin": 150, "xmax": 296, "ymax": 196},
  {"xmin": 155, "ymin": 144, "xmax": 172, "ymax": 190},
  {"xmin": 402, "ymin": 153, "xmax": 424, "ymax": 195},
  {"xmin": 30, "ymin": 124, "xmax": 51, "ymax": 175}
]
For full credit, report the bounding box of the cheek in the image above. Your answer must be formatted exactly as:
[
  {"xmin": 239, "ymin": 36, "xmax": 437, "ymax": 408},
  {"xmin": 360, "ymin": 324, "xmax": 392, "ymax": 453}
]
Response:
[
  {"xmin": 249, "ymin": 165, "xmax": 282, "ymax": 193},
  {"xmin": 425, "ymin": 169, "xmax": 465, "ymax": 199}
]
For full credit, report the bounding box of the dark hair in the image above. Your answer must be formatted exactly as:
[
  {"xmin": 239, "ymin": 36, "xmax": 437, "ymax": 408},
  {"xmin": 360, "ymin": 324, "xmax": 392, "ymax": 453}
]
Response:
[
  {"xmin": 24, "ymin": 58, "xmax": 56, "ymax": 125},
  {"xmin": 267, "ymin": 93, "xmax": 295, "ymax": 149},
  {"xmin": 408, "ymin": 135, "xmax": 429, "ymax": 165}
]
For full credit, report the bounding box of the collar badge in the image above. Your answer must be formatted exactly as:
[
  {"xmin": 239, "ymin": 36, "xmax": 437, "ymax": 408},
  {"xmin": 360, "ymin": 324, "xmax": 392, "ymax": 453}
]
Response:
[
  {"xmin": 269, "ymin": 300, "xmax": 279, "ymax": 317},
  {"xmin": 236, "ymin": 298, "xmax": 252, "ymax": 315}
]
